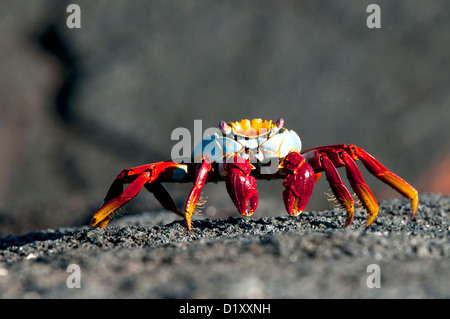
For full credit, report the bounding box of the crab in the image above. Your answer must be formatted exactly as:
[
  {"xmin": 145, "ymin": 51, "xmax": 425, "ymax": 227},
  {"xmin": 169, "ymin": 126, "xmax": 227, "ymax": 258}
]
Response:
[{"xmin": 90, "ymin": 118, "xmax": 418, "ymax": 232}]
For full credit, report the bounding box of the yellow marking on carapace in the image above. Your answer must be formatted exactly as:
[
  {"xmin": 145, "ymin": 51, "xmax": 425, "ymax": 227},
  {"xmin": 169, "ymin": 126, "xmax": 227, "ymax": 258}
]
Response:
[{"xmin": 228, "ymin": 118, "xmax": 277, "ymax": 137}]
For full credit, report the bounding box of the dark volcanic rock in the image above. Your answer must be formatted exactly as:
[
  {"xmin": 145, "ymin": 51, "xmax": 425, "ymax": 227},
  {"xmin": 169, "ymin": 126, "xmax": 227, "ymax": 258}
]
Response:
[{"xmin": 0, "ymin": 194, "xmax": 448, "ymax": 298}]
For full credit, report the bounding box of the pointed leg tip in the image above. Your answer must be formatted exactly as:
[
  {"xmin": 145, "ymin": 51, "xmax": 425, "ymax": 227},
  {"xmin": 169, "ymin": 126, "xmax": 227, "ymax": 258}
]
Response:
[
  {"xmin": 365, "ymin": 214, "xmax": 377, "ymax": 227},
  {"xmin": 410, "ymin": 196, "xmax": 419, "ymax": 220},
  {"xmin": 288, "ymin": 210, "xmax": 303, "ymax": 217},
  {"xmin": 90, "ymin": 216, "xmax": 110, "ymax": 228},
  {"xmin": 184, "ymin": 216, "xmax": 193, "ymax": 233},
  {"xmin": 240, "ymin": 209, "xmax": 255, "ymax": 217},
  {"xmin": 409, "ymin": 204, "xmax": 418, "ymax": 220},
  {"xmin": 184, "ymin": 211, "xmax": 194, "ymax": 233},
  {"xmin": 344, "ymin": 214, "xmax": 354, "ymax": 228},
  {"xmin": 341, "ymin": 205, "xmax": 354, "ymax": 227}
]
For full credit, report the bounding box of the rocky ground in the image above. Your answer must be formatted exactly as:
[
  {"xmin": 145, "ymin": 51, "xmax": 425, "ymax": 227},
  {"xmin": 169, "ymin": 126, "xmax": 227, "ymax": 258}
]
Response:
[
  {"xmin": 0, "ymin": 193, "xmax": 448, "ymax": 299},
  {"xmin": 0, "ymin": 2, "xmax": 448, "ymax": 303}
]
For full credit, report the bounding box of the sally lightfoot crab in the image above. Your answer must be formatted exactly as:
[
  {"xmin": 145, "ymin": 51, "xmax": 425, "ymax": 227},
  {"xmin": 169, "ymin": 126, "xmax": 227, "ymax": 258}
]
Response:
[{"xmin": 90, "ymin": 118, "xmax": 418, "ymax": 232}]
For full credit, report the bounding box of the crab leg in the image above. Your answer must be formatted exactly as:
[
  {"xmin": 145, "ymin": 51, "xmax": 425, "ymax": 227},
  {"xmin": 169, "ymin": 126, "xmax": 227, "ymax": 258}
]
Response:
[
  {"xmin": 100, "ymin": 163, "xmax": 170, "ymax": 203},
  {"xmin": 320, "ymin": 155, "xmax": 355, "ymax": 226},
  {"xmin": 224, "ymin": 155, "xmax": 259, "ymax": 217},
  {"xmin": 351, "ymin": 146, "xmax": 419, "ymax": 219},
  {"xmin": 184, "ymin": 157, "xmax": 212, "ymax": 232},
  {"xmin": 91, "ymin": 170, "xmax": 154, "ymax": 228},
  {"xmin": 145, "ymin": 182, "xmax": 183, "ymax": 217},
  {"xmin": 303, "ymin": 144, "xmax": 419, "ymax": 226},
  {"xmin": 91, "ymin": 162, "xmax": 188, "ymax": 228},
  {"xmin": 282, "ymin": 151, "xmax": 315, "ymax": 217},
  {"xmin": 339, "ymin": 151, "xmax": 379, "ymax": 226}
]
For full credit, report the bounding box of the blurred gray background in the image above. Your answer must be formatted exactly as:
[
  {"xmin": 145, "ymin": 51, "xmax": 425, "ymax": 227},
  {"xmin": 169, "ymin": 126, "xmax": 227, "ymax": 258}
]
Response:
[{"xmin": 0, "ymin": 0, "xmax": 449, "ymax": 236}]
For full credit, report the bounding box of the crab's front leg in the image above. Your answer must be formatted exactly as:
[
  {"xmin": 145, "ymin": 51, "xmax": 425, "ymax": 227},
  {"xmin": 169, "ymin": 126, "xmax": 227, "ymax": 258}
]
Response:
[
  {"xmin": 184, "ymin": 155, "xmax": 259, "ymax": 231},
  {"xmin": 184, "ymin": 157, "xmax": 212, "ymax": 232},
  {"xmin": 91, "ymin": 162, "xmax": 186, "ymax": 228},
  {"xmin": 320, "ymin": 154, "xmax": 357, "ymax": 226},
  {"xmin": 224, "ymin": 155, "xmax": 259, "ymax": 217},
  {"xmin": 281, "ymin": 151, "xmax": 316, "ymax": 216}
]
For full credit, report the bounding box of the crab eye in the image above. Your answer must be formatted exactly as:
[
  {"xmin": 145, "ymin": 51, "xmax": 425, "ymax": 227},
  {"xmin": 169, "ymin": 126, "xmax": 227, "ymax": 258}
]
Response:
[
  {"xmin": 218, "ymin": 120, "xmax": 231, "ymax": 134},
  {"xmin": 275, "ymin": 118, "xmax": 284, "ymax": 129}
]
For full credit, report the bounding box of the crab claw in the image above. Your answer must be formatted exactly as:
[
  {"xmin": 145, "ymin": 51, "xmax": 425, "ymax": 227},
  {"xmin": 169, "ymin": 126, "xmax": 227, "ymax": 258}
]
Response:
[
  {"xmin": 225, "ymin": 155, "xmax": 258, "ymax": 216},
  {"xmin": 282, "ymin": 152, "xmax": 315, "ymax": 216}
]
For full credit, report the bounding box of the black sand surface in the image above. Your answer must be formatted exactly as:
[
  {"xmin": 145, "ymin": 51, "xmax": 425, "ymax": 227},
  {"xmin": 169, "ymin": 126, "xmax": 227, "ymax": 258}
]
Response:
[{"xmin": 1, "ymin": 193, "xmax": 448, "ymax": 298}]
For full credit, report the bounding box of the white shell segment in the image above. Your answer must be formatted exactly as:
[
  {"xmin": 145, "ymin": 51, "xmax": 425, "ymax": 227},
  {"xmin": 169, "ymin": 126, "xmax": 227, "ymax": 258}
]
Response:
[
  {"xmin": 192, "ymin": 134, "xmax": 243, "ymax": 162},
  {"xmin": 191, "ymin": 128, "xmax": 302, "ymax": 163},
  {"xmin": 236, "ymin": 137, "xmax": 259, "ymax": 149},
  {"xmin": 260, "ymin": 129, "xmax": 302, "ymax": 158}
]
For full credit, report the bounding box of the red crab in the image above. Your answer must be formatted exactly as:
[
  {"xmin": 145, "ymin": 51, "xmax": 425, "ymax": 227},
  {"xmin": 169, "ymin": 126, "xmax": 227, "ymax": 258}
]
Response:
[{"xmin": 90, "ymin": 118, "xmax": 418, "ymax": 232}]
